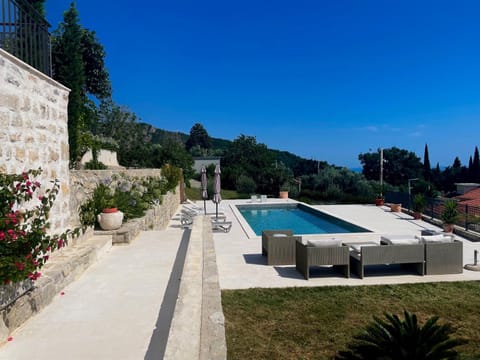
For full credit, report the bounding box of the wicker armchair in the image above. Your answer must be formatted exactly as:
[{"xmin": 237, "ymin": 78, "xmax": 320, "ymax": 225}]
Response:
[
  {"xmin": 261, "ymin": 230, "xmax": 300, "ymax": 265},
  {"xmin": 295, "ymin": 240, "xmax": 350, "ymax": 280},
  {"xmin": 424, "ymin": 240, "xmax": 463, "ymax": 275}
]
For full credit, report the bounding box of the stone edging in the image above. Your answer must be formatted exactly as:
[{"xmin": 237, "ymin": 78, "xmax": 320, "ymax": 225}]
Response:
[{"xmin": 164, "ymin": 216, "xmax": 227, "ymax": 359}]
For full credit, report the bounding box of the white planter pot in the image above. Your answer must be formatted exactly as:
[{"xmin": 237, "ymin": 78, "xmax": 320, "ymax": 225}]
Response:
[{"xmin": 97, "ymin": 211, "xmax": 124, "ymax": 230}]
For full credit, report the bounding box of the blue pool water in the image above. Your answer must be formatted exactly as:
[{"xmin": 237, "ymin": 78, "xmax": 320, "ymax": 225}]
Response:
[{"xmin": 237, "ymin": 203, "xmax": 370, "ymax": 236}]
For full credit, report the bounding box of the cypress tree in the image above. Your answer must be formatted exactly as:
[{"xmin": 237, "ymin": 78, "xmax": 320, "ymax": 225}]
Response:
[
  {"xmin": 472, "ymin": 146, "xmax": 480, "ymax": 183},
  {"xmin": 423, "ymin": 144, "xmax": 431, "ymax": 181},
  {"xmin": 51, "ymin": 3, "xmax": 85, "ymax": 166}
]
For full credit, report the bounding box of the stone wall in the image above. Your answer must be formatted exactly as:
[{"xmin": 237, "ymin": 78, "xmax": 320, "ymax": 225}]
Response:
[
  {"xmin": 0, "ymin": 48, "xmax": 71, "ymax": 232},
  {"xmin": 69, "ymin": 169, "xmax": 179, "ymax": 228}
]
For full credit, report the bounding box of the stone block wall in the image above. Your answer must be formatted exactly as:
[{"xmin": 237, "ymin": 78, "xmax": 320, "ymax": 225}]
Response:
[
  {"xmin": 0, "ymin": 48, "xmax": 71, "ymax": 232},
  {"xmin": 69, "ymin": 169, "xmax": 180, "ymax": 229}
]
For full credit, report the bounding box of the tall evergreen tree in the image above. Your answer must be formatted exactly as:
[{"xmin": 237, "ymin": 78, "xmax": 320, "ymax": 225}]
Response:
[
  {"xmin": 51, "ymin": 3, "xmax": 85, "ymax": 165},
  {"xmin": 423, "ymin": 143, "xmax": 431, "ymax": 181},
  {"xmin": 51, "ymin": 2, "xmax": 111, "ymax": 166},
  {"xmin": 472, "ymin": 146, "xmax": 480, "ymax": 182}
]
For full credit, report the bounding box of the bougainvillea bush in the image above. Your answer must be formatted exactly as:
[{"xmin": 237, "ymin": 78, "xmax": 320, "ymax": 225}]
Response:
[{"xmin": 0, "ymin": 169, "xmax": 79, "ymax": 284}]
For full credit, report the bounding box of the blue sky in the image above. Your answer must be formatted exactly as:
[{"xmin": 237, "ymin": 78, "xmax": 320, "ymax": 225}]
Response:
[{"xmin": 45, "ymin": 1, "xmax": 480, "ymax": 168}]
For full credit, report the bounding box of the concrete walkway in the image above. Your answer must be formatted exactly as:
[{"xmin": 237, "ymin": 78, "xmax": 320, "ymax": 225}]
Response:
[{"xmin": 0, "ymin": 229, "xmax": 184, "ymax": 360}]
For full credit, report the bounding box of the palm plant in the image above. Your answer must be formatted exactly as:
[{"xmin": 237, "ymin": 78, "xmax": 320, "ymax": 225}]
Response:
[{"xmin": 336, "ymin": 310, "xmax": 465, "ymax": 360}]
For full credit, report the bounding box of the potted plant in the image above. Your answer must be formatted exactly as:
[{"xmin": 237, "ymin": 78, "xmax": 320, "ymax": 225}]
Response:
[
  {"xmin": 412, "ymin": 194, "xmax": 426, "ymax": 220},
  {"xmin": 279, "ymin": 182, "xmax": 290, "ymax": 199},
  {"xmin": 375, "ymin": 196, "xmax": 385, "ymax": 206},
  {"xmin": 390, "ymin": 203, "xmax": 402, "ymax": 212},
  {"xmin": 441, "ymin": 199, "xmax": 459, "ymax": 233}
]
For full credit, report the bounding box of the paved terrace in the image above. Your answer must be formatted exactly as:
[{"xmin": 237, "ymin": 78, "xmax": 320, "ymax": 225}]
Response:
[
  {"xmin": 1, "ymin": 201, "xmax": 479, "ymax": 359},
  {"xmin": 217, "ymin": 199, "xmax": 480, "ymax": 288}
]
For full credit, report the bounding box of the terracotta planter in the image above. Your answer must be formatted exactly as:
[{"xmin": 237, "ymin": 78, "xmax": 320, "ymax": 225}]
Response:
[
  {"xmin": 279, "ymin": 191, "xmax": 289, "ymax": 199},
  {"xmin": 375, "ymin": 198, "xmax": 385, "ymax": 206},
  {"xmin": 390, "ymin": 203, "xmax": 402, "ymax": 212},
  {"xmin": 97, "ymin": 210, "xmax": 124, "ymax": 230},
  {"xmin": 413, "ymin": 211, "xmax": 422, "ymax": 220},
  {"xmin": 443, "ymin": 223, "xmax": 454, "ymax": 233},
  {"xmin": 102, "ymin": 207, "xmax": 118, "ymax": 213}
]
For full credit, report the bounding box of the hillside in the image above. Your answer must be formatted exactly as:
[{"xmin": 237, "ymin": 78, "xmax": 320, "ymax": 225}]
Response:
[{"xmin": 137, "ymin": 122, "xmax": 324, "ymax": 175}]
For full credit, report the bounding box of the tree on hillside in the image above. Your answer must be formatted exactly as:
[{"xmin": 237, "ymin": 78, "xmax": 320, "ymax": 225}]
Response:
[
  {"xmin": 471, "ymin": 146, "xmax": 480, "ymax": 183},
  {"xmin": 442, "ymin": 157, "xmax": 468, "ymax": 193},
  {"xmin": 51, "ymin": 2, "xmax": 111, "ymax": 166},
  {"xmin": 222, "ymin": 135, "xmax": 283, "ymax": 194},
  {"xmin": 423, "ymin": 144, "xmax": 431, "ymax": 181},
  {"xmin": 186, "ymin": 123, "xmax": 211, "ymax": 151},
  {"xmin": 359, "ymin": 147, "xmax": 423, "ymax": 187}
]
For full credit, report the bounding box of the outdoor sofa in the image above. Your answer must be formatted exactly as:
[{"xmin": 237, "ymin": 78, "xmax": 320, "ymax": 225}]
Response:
[
  {"xmin": 349, "ymin": 240, "xmax": 425, "ymax": 279},
  {"xmin": 381, "ymin": 234, "xmax": 463, "ymax": 275},
  {"xmin": 261, "ymin": 230, "xmax": 301, "ymax": 265},
  {"xmin": 295, "ymin": 238, "xmax": 350, "ymax": 280}
]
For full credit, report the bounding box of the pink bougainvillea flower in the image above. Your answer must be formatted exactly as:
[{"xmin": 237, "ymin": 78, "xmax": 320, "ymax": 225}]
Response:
[
  {"xmin": 7, "ymin": 229, "xmax": 14, "ymax": 236},
  {"xmin": 14, "ymin": 262, "xmax": 24, "ymax": 271},
  {"xmin": 7, "ymin": 337, "xmax": 13, "ymax": 342},
  {"xmin": 0, "ymin": 232, "xmax": 5, "ymax": 241},
  {"xmin": 38, "ymin": 195, "xmax": 44, "ymax": 201}
]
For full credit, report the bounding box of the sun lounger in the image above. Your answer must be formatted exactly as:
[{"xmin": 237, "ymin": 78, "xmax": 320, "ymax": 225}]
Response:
[
  {"xmin": 295, "ymin": 239, "xmax": 350, "ymax": 279},
  {"xmin": 212, "ymin": 221, "xmax": 232, "ymax": 233},
  {"xmin": 262, "ymin": 230, "xmax": 300, "ymax": 265}
]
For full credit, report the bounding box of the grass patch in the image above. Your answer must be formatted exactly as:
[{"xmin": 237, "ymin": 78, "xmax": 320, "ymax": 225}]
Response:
[
  {"xmin": 184, "ymin": 186, "xmax": 240, "ymax": 201},
  {"xmin": 222, "ymin": 282, "xmax": 480, "ymax": 359}
]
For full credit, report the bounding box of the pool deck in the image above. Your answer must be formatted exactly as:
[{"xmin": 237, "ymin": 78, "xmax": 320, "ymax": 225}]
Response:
[
  {"xmin": 214, "ymin": 199, "xmax": 480, "ymax": 289},
  {"xmin": 1, "ymin": 200, "xmax": 480, "ymax": 359}
]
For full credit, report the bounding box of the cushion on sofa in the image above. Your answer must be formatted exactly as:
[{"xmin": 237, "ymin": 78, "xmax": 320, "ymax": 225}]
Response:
[
  {"xmin": 421, "ymin": 234, "xmax": 454, "ymax": 243},
  {"xmin": 381, "ymin": 237, "xmax": 420, "ymax": 245},
  {"xmin": 349, "ymin": 243, "xmax": 377, "ymax": 253},
  {"xmin": 272, "ymin": 233, "xmax": 288, "ymax": 237},
  {"xmin": 307, "ymin": 238, "xmax": 342, "ymax": 248}
]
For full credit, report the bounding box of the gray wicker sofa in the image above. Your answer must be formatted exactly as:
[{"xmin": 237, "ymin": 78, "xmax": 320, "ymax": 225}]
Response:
[
  {"xmin": 261, "ymin": 230, "xmax": 301, "ymax": 265},
  {"xmin": 295, "ymin": 239, "xmax": 350, "ymax": 280},
  {"xmin": 349, "ymin": 242, "xmax": 425, "ymax": 279}
]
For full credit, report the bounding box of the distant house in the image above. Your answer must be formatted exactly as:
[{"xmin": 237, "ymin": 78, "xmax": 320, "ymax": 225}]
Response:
[
  {"xmin": 193, "ymin": 156, "xmax": 221, "ymax": 174},
  {"xmin": 455, "ymin": 184, "xmax": 480, "ymax": 207}
]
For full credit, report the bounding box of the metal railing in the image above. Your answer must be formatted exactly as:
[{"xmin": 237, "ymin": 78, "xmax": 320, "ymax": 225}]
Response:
[
  {"xmin": 0, "ymin": 0, "xmax": 51, "ymax": 75},
  {"xmin": 389, "ymin": 191, "xmax": 480, "ymax": 233}
]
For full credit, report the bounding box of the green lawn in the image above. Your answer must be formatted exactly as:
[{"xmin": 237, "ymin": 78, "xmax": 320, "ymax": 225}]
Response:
[
  {"xmin": 184, "ymin": 186, "xmax": 242, "ymax": 201},
  {"xmin": 222, "ymin": 282, "xmax": 480, "ymax": 359}
]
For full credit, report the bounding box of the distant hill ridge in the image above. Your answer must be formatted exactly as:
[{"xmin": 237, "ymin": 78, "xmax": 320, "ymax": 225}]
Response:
[{"xmin": 137, "ymin": 122, "xmax": 330, "ymax": 174}]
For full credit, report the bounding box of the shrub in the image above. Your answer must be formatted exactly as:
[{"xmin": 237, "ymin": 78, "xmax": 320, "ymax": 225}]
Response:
[
  {"xmin": 336, "ymin": 310, "xmax": 465, "ymax": 360},
  {"xmin": 236, "ymin": 175, "xmax": 257, "ymax": 195},
  {"xmin": 0, "ymin": 169, "xmax": 79, "ymax": 284}
]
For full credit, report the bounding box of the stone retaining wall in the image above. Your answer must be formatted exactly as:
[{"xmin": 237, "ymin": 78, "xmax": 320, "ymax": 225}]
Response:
[
  {"xmin": 0, "ymin": 48, "xmax": 71, "ymax": 233},
  {"xmin": 69, "ymin": 168, "xmax": 164, "ymax": 228}
]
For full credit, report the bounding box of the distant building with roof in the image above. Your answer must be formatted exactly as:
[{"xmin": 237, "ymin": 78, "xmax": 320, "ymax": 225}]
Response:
[
  {"xmin": 455, "ymin": 183, "xmax": 480, "ymax": 207},
  {"xmin": 193, "ymin": 156, "xmax": 221, "ymax": 174}
]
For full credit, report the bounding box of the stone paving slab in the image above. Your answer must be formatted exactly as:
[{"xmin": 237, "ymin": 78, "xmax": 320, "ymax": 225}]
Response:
[
  {"xmin": 0, "ymin": 229, "xmax": 183, "ymax": 360},
  {"xmin": 212, "ymin": 201, "xmax": 480, "ymax": 289}
]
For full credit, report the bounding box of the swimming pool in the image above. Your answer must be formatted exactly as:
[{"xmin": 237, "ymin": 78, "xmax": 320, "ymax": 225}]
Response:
[{"xmin": 236, "ymin": 203, "xmax": 371, "ymax": 236}]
